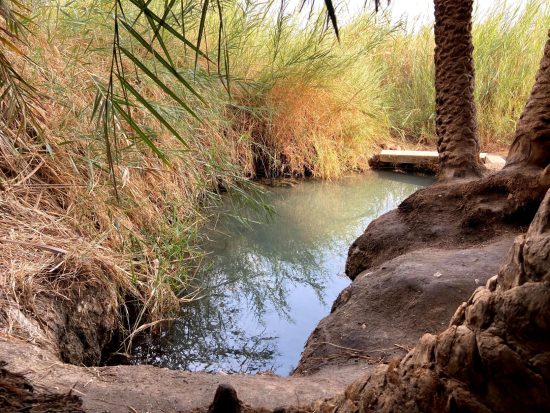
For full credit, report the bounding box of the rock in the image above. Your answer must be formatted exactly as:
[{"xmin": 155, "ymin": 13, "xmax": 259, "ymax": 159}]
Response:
[
  {"xmin": 496, "ymin": 234, "xmax": 526, "ymax": 290},
  {"xmin": 485, "ymin": 275, "xmax": 498, "ymax": 291},
  {"xmin": 346, "ymin": 168, "xmax": 548, "ymax": 280},
  {"xmin": 464, "ymin": 287, "xmax": 492, "ymax": 330},
  {"xmin": 300, "ymin": 189, "xmax": 550, "ymax": 413},
  {"xmin": 294, "ymin": 238, "xmax": 513, "ymax": 374},
  {"xmin": 483, "ymin": 154, "xmax": 506, "ymax": 171},
  {"xmin": 208, "ymin": 384, "xmax": 243, "ymax": 413}
]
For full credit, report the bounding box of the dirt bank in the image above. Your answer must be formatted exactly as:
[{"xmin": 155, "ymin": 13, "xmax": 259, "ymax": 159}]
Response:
[
  {"xmin": 0, "ymin": 337, "xmax": 367, "ymax": 412},
  {"xmin": 0, "ymin": 197, "xmax": 130, "ymax": 367}
]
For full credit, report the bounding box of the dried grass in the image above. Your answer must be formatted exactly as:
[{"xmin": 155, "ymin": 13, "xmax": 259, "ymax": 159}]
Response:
[{"xmin": 0, "ymin": 33, "xmax": 195, "ymax": 353}]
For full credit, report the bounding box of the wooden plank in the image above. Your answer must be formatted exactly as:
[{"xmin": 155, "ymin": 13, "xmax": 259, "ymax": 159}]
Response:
[
  {"xmin": 379, "ymin": 150, "xmax": 438, "ymax": 164},
  {"xmin": 378, "ymin": 150, "xmax": 492, "ymax": 165}
]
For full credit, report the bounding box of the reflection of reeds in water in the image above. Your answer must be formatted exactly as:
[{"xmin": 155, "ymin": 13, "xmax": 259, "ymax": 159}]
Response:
[
  {"xmin": 213, "ymin": 173, "xmax": 431, "ymax": 252},
  {"xmin": 132, "ymin": 294, "xmax": 278, "ymax": 373},
  {"xmin": 209, "ymin": 173, "xmax": 431, "ymax": 288},
  {"xmin": 142, "ymin": 173, "xmax": 427, "ymax": 374}
]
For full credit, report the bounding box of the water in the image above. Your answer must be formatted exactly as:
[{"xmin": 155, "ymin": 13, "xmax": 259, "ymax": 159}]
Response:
[{"xmin": 134, "ymin": 171, "xmax": 432, "ymax": 376}]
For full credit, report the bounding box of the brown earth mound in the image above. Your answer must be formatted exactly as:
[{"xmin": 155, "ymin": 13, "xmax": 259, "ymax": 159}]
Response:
[
  {"xmin": 346, "ymin": 167, "xmax": 549, "ymax": 280},
  {"xmin": 0, "ymin": 194, "xmax": 128, "ymax": 367},
  {"xmin": 294, "ymin": 237, "xmax": 515, "ymax": 375}
]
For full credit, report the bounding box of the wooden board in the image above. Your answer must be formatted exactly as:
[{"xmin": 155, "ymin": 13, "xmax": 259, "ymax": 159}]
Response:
[{"xmin": 378, "ymin": 150, "xmax": 497, "ymax": 165}]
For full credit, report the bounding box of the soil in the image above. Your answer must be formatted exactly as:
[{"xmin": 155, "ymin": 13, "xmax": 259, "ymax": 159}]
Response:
[
  {"xmin": 0, "ymin": 256, "xmax": 121, "ymax": 367},
  {"xmin": 294, "ymin": 237, "xmax": 515, "ymax": 375},
  {"xmin": 0, "ymin": 337, "xmax": 370, "ymax": 413}
]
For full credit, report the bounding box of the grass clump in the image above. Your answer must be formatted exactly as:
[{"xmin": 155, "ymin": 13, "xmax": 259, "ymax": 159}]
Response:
[{"xmin": 222, "ymin": 7, "xmax": 397, "ymax": 178}]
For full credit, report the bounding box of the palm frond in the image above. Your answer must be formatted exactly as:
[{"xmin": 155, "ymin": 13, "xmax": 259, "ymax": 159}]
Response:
[{"xmin": 0, "ymin": 0, "xmax": 43, "ymax": 138}]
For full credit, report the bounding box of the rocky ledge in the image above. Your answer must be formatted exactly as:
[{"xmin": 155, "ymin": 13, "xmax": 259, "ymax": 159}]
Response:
[
  {"xmin": 283, "ymin": 188, "xmax": 550, "ymax": 413},
  {"xmin": 294, "ymin": 237, "xmax": 515, "ymax": 374}
]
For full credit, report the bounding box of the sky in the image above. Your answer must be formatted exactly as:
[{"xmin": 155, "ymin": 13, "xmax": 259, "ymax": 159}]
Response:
[{"xmin": 333, "ymin": 0, "xmax": 533, "ymax": 26}]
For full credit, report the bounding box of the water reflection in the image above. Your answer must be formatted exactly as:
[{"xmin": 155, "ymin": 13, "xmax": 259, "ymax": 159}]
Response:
[{"xmin": 133, "ymin": 171, "xmax": 432, "ymax": 375}]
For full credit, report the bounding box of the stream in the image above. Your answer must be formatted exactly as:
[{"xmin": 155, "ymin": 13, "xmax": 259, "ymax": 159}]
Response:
[{"xmin": 133, "ymin": 171, "xmax": 432, "ymax": 376}]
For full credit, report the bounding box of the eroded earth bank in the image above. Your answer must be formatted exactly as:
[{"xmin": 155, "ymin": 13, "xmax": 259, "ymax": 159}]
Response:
[{"xmin": 2, "ymin": 163, "xmax": 549, "ymax": 412}]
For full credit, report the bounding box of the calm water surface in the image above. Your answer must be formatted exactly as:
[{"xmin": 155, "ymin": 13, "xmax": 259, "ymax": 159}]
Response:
[{"xmin": 134, "ymin": 171, "xmax": 432, "ymax": 375}]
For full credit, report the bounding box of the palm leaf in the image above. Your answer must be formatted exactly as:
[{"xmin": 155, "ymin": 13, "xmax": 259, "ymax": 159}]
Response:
[
  {"xmin": 111, "ymin": 99, "xmax": 170, "ymax": 165},
  {"xmin": 127, "ymin": 0, "xmax": 211, "ymax": 61},
  {"xmin": 118, "ymin": 46, "xmax": 201, "ymax": 121},
  {"xmin": 121, "ymin": 20, "xmax": 205, "ymax": 103},
  {"xmin": 116, "ymin": 74, "xmax": 191, "ymax": 149},
  {"xmin": 194, "ymin": 0, "xmax": 210, "ymax": 73}
]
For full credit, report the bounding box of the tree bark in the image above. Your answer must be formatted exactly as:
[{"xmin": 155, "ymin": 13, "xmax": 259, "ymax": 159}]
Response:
[
  {"xmin": 434, "ymin": 0, "xmax": 484, "ymax": 179},
  {"xmin": 506, "ymin": 30, "xmax": 550, "ymax": 169}
]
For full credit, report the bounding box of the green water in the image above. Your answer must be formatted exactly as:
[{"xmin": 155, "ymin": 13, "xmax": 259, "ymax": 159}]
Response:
[{"xmin": 134, "ymin": 171, "xmax": 432, "ymax": 375}]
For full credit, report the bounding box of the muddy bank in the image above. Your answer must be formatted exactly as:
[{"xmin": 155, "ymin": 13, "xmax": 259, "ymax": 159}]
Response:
[
  {"xmin": 0, "ymin": 254, "xmax": 121, "ymax": 366},
  {"xmin": 294, "ymin": 237, "xmax": 515, "ymax": 374}
]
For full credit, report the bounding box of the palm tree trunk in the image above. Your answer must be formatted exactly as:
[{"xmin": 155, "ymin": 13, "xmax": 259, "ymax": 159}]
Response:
[
  {"xmin": 434, "ymin": 0, "xmax": 484, "ymax": 179},
  {"xmin": 505, "ymin": 30, "xmax": 550, "ymax": 169}
]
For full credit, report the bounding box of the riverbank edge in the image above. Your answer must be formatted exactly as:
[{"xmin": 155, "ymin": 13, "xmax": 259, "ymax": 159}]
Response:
[
  {"xmin": 0, "ymin": 235, "xmax": 518, "ymax": 412},
  {"xmin": 0, "ymin": 234, "xmax": 513, "ymax": 413}
]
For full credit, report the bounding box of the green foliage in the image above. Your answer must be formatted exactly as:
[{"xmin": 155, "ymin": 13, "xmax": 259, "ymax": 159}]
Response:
[
  {"xmin": 0, "ymin": 0, "xmax": 42, "ymax": 136},
  {"xmin": 473, "ymin": 0, "xmax": 550, "ymax": 146}
]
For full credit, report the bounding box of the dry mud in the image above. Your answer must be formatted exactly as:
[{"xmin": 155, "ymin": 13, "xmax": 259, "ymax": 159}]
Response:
[{"xmin": 1, "ymin": 338, "xmax": 369, "ymax": 412}]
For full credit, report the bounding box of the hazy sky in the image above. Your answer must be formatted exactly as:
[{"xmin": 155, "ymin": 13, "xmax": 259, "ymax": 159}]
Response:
[{"xmin": 336, "ymin": 0, "xmax": 533, "ymax": 25}]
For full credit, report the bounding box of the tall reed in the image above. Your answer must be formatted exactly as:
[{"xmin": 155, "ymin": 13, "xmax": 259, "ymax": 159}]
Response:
[{"xmin": 383, "ymin": 0, "xmax": 550, "ymax": 149}]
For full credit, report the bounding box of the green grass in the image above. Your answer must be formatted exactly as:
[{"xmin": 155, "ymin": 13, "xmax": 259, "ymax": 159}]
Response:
[{"xmin": 473, "ymin": 1, "xmax": 550, "ymax": 148}]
